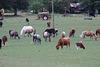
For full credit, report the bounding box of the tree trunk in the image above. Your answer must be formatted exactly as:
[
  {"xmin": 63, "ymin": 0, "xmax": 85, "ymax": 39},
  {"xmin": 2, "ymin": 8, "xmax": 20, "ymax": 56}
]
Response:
[{"xmin": 14, "ymin": 8, "xmax": 17, "ymax": 16}]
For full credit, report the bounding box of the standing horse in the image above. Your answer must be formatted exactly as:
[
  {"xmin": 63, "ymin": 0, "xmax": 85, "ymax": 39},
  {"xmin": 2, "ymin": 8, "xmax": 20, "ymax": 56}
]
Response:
[
  {"xmin": 2, "ymin": 36, "xmax": 8, "ymax": 46},
  {"xmin": 96, "ymin": 29, "xmax": 100, "ymax": 38},
  {"xmin": 9, "ymin": 30, "xmax": 20, "ymax": 39},
  {"xmin": 80, "ymin": 30, "xmax": 97, "ymax": 40},
  {"xmin": 20, "ymin": 26, "xmax": 35, "ymax": 36},
  {"xmin": 69, "ymin": 28, "xmax": 75, "ymax": 37},
  {"xmin": 43, "ymin": 32, "xmax": 51, "ymax": 42},
  {"xmin": 47, "ymin": 21, "xmax": 51, "ymax": 27},
  {"xmin": 24, "ymin": 28, "xmax": 36, "ymax": 37},
  {"xmin": 33, "ymin": 34, "xmax": 41, "ymax": 44}
]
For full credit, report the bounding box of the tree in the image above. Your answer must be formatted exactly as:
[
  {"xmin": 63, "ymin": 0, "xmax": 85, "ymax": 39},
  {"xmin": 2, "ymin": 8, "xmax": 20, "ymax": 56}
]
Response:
[
  {"xmin": 11, "ymin": 0, "xmax": 29, "ymax": 16},
  {"xmin": 29, "ymin": 2, "xmax": 44, "ymax": 13}
]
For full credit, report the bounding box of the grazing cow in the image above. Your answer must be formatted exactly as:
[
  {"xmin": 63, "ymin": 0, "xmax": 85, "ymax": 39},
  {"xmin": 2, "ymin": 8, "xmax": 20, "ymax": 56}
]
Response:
[
  {"xmin": 33, "ymin": 34, "xmax": 41, "ymax": 44},
  {"xmin": 9, "ymin": 30, "xmax": 20, "ymax": 39},
  {"xmin": 0, "ymin": 21, "xmax": 3, "ymax": 27},
  {"xmin": 80, "ymin": 30, "xmax": 97, "ymax": 40},
  {"xmin": 0, "ymin": 39, "xmax": 2, "ymax": 49},
  {"xmin": 76, "ymin": 41, "xmax": 85, "ymax": 50},
  {"xmin": 2, "ymin": 36, "xmax": 8, "ymax": 46},
  {"xmin": 96, "ymin": 29, "xmax": 100, "ymax": 38},
  {"xmin": 47, "ymin": 21, "xmax": 51, "ymax": 27},
  {"xmin": 45, "ymin": 28, "xmax": 58, "ymax": 37},
  {"xmin": 43, "ymin": 32, "xmax": 51, "ymax": 42},
  {"xmin": 26, "ymin": 18, "xmax": 29, "ymax": 25},
  {"xmin": 56, "ymin": 37, "xmax": 70, "ymax": 50},
  {"xmin": 61, "ymin": 31, "xmax": 66, "ymax": 38},
  {"xmin": 24, "ymin": 28, "xmax": 36, "ymax": 37},
  {"xmin": 69, "ymin": 28, "xmax": 75, "ymax": 37}
]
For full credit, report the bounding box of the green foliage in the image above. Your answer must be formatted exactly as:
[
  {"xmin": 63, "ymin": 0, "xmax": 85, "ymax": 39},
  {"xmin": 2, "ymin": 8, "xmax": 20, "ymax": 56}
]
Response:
[{"xmin": 29, "ymin": 2, "xmax": 44, "ymax": 13}]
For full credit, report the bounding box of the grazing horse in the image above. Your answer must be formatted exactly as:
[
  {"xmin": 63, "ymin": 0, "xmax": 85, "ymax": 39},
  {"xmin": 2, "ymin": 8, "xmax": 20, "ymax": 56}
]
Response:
[
  {"xmin": 0, "ymin": 39, "xmax": 2, "ymax": 49},
  {"xmin": 24, "ymin": 28, "xmax": 36, "ymax": 37},
  {"xmin": 61, "ymin": 31, "xmax": 66, "ymax": 38},
  {"xmin": 56, "ymin": 37, "xmax": 70, "ymax": 50},
  {"xmin": 69, "ymin": 28, "xmax": 75, "ymax": 37},
  {"xmin": 76, "ymin": 41, "xmax": 85, "ymax": 50},
  {"xmin": 33, "ymin": 34, "xmax": 41, "ymax": 44},
  {"xmin": 9, "ymin": 30, "xmax": 20, "ymax": 39},
  {"xmin": 80, "ymin": 30, "xmax": 97, "ymax": 40},
  {"xmin": 47, "ymin": 21, "xmax": 51, "ymax": 27},
  {"xmin": 96, "ymin": 29, "xmax": 100, "ymax": 38},
  {"xmin": 45, "ymin": 28, "xmax": 58, "ymax": 37},
  {"xmin": 2, "ymin": 36, "xmax": 8, "ymax": 46},
  {"xmin": 43, "ymin": 32, "xmax": 51, "ymax": 42},
  {"xmin": 20, "ymin": 26, "xmax": 34, "ymax": 36}
]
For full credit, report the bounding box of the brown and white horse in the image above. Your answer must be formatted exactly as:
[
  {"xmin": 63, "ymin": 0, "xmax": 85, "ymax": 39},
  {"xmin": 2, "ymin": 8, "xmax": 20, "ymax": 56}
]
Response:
[
  {"xmin": 69, "ymin": 28, "xmax": 75, "ymax": 37},
  {"xmin": 2, "ymin": 36, "xmax": 8, "ymax": 46},
  {"xmin": 76, "ymin": 41, "xmax": 85, "ymax": 50},
  {"xmin": 96, "ymin": 29, "xmax": 100, "ymax": 38},
  {"xmin": 43, "ymin": 32, "xmax": 51, "ymax": 42},
  {"xmin": 80, "ymin": 30, "xmax": 97, "ymax": 40},
  {"xmin": 24, "ymin": 28, "xmax": 36, "ymax": 37}
]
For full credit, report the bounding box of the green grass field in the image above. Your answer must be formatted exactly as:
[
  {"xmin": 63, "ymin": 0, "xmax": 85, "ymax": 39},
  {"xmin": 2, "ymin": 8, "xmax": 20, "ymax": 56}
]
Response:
[{"xmin": 0, "ymin": 13, "xmax": 100, "ymax": 67}]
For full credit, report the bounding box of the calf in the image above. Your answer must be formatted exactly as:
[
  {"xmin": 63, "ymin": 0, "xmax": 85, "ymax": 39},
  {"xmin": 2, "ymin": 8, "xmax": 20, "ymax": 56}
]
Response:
[
  {"xmin": 2, "ymin": 36, "xmax": 8, "ymax": 46},
  {"xmin": 56, "ymin": 37, "xmax": 70, "ymax": 50},
  {"xmin": 33, "ymin": 34, "xmax": 41, "ymax": 44},
  {"xmin": 76, "ymin": 41, "xmax": 85, "ymax": 50}
]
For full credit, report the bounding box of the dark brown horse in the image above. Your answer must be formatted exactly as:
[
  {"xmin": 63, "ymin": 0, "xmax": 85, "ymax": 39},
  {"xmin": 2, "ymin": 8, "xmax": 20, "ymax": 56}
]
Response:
[
  {"xmin": 9, "ymin": 30, "xmax": 20, "ymax": 39},
  {"xmin": 96, "ymin": 29, "xmax": 100, "ymax": 38},
  {"xmin": 2, "ymin": 36, "xmax": 8, "ymax": 46},
  {"xmin": 69, "ymin": 28, "xmax": 75, "ymax": 37},
  {"xmin": 24, "ymin": 28, "xmax": 36, "ymax": 37}
]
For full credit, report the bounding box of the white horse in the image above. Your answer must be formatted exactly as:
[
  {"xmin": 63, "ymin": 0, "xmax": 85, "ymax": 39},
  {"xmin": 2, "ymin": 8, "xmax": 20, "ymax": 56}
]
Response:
[{"xmin": 20, "ymin": 26, "xmax": 33, "ymax": 36}]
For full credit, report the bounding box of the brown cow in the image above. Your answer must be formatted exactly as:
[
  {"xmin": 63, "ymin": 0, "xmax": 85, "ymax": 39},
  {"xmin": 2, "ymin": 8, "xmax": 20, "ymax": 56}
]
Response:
[
  {"xmin": 76, "ymin": 41, "xmax": 85, "ymax": 50},
  {"xmin": 56, "ymin": 37, "xmax": 70, "ymax": 50},
  {"xmin": 2, "ymin": 36, "xmax": 8, "ymax": 46},
  {"xmin": 96, "ymin": 29, "xmax": 100, "ymax": 38}
]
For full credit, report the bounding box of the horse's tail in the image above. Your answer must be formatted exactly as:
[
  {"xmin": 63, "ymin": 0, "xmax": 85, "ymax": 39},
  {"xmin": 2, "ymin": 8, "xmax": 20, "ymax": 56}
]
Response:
[{"xmin": 80, "ymin": 31, "xmax": 83, "ymax": 37}]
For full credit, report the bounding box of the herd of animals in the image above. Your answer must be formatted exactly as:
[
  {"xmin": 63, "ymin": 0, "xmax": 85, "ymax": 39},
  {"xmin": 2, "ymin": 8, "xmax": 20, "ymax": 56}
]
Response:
[{"xmin": 0, "ymin": 18, "xmax": 100, "ymax": 50}]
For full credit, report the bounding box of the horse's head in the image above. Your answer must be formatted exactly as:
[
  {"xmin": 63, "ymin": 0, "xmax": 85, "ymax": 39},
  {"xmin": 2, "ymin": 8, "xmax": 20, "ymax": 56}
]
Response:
[{"xmin": 56, "ymin": 45, "xmax": 59, "ymax": 50}]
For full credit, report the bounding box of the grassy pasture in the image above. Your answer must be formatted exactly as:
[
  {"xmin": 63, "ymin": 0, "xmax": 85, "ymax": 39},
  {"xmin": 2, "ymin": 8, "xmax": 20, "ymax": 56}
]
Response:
[{"xmin": 0, "ymin": 13, "xmax": 100, "ymax": 67}]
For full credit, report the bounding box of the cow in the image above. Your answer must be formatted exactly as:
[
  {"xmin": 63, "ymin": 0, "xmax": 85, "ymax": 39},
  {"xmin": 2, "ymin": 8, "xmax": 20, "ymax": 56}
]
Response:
[{"xmin": 56, "ymin": 37, "xmax": 70, "ymax": 50}]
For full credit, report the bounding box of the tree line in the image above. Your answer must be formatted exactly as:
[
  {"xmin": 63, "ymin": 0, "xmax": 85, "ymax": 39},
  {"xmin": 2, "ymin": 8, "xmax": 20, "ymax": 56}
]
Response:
[{"xmin": 0, "ymin": 0, "xmax": 100, "ymax": 15}]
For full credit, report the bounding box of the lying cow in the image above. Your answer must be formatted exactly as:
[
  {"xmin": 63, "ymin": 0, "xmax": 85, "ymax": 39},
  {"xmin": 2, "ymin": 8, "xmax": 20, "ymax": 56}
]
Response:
[
  {"xmin": 9, "ymin": 30, "xmax": 20, "ymax": 39},
  {"xmin": 56, "ymin": 37, "xmax": 70, "ymax": 50},
  {"xmin": 33, "ymin": 34, "xmax": 41, "ymax": 44},
  {"xmin": 76, "ymin": 41, "xmax": 85, "ymax": 50}
]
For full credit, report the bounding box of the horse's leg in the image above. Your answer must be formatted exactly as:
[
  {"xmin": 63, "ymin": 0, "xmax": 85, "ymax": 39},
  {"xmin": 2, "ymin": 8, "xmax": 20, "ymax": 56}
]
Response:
[
  {"xmin": 48, "ymin": 36, "xmax": 51, "ymax": 42},
  {"xmin": 45, "ymin": 37, "xmax": 47, "ymax": 42},
  {"xmin": 61, "ymin": 45, "xmax": 63, "ymax": 49}
]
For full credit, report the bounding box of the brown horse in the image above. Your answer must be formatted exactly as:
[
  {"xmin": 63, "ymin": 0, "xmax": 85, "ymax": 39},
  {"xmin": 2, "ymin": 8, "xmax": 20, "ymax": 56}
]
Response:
[
  {"xmin": 9, "ymin": 30, "xmax": 20, "ymax": 39},
  {"xmin": 96, "ymin": 29, "xmax": 100, "ymax": 38},
  {"xmin": 2, "ymin": 36, "xmax": 8, "ymax": 46},
  {"xmin": 69, "ymin": 28, "xmax": 75, "ymax": 37},
  {"xmin": 47, "ymin": 21, "xmax": 51, "ymax": 27},
  {"xmin": 80, "ymin": 30, "xmax": 97, "ymax": 40},
  {"xmin": 24, "ymin": 28, "xmax": 36, "ymax": 37}
]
